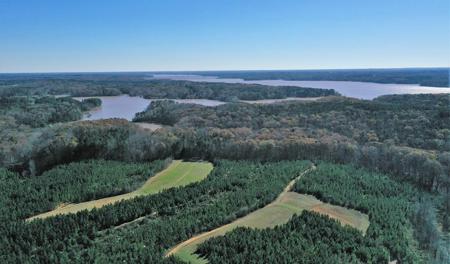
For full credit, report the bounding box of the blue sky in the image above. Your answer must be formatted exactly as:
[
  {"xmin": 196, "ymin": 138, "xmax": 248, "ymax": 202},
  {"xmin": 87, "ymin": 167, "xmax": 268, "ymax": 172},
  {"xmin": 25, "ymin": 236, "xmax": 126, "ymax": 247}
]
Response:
[{"xmin": 0, "ymin": 0, "xmax": 449, "ymax": 72}]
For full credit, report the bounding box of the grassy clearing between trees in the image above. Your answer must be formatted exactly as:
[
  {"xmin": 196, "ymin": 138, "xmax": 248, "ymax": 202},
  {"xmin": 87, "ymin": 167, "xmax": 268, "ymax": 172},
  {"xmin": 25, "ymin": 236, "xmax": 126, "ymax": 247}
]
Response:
[
  {"xmin": 28, "ymin": 160, "xmax": 213, "ymax": 220},
  {"xmin": 167, "ymin": 166, "xmax": 369, "ymax": 264}
]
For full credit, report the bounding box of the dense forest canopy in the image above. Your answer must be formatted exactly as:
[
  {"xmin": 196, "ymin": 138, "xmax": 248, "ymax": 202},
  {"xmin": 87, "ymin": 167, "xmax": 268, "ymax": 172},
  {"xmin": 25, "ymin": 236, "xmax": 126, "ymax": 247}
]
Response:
[
  {"xmin": 0, "ymin": 160, "xmax": 314, "ymax": 263},
  {"xmin": 0, "ymin": 74, "xmax": 448, "ymax": 263},
  {"xmin": 0, "ymin": 159, "xmax": 169, "ymax": 221},
  {"xmin": 0, "ymin": 96, "xmax": 100, "ymax": 127},
  {"xmin": 0, "ymin": 78, "xmax": 337, "ymax": 100},
  {"xmin": 197, "ymin": 211, "xmax": 378, "ymax": 264},
  {"xmin": 135, "ymin": 94, "xmax": 450, "ymax": 151}
]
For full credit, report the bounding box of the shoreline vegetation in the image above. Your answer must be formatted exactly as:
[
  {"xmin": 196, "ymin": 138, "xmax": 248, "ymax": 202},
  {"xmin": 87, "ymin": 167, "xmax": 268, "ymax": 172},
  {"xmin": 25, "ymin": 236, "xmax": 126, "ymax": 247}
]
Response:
[
  {"xmin": 1, "ymin": 68, "xmax": 448, "ymax": 87},
  {"xmin": 0, "ymin": 78, "xmax": 338, "ymax": 100},
  {"xmin": 0, "ymin": 72, "xmax": 448, "ymax": 263},
  {"xmin": 191, "ymin": 68, "xmax": 450, "ymax": 87}
]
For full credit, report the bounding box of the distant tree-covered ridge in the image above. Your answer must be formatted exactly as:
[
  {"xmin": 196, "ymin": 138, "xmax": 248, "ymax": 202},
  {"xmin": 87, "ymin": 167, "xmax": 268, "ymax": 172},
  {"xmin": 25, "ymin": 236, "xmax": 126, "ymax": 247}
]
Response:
[
  {"xmin": 0, "ymin": 96, "xmax": 100, "ymax": 127},
  {"xmin": 194, "ymin": 67, "xmax": 450, "ymax": 87},
  {"xmin": 0, "ymin": 78, "xmax": 338, "ymax": 100},
  {"xmin": 1, "ymin": 68, "xmax": 448, "ymax": 87}
]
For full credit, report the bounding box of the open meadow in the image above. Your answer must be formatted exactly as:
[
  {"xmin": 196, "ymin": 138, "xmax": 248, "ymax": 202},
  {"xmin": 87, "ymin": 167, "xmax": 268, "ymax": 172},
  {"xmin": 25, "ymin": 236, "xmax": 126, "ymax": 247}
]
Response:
[
  {"xmin": 28, "ymin": 160, "xmax": 213, "ymax": 220},
  {"xmin": 167, "ymin": 166, "xmax": 369, "ymax": 264}
]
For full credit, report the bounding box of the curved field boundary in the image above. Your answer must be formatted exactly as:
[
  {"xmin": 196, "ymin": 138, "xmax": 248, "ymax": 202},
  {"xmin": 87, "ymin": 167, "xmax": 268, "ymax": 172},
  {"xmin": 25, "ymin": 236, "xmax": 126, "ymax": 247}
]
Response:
[
  {"xmin": 28, "ymin": 160, "xmax": 213, "ymax": 221},
  {"xmin": 166, "ymin": 165, "xmax": 369, "ymax": 264}
]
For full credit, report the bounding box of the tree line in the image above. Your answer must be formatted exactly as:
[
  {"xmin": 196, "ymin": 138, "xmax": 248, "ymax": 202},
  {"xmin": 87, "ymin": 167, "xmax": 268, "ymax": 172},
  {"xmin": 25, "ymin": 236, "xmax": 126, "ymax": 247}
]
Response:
[
  {"xmin": 197, "ymin": 211, "xmax": 385, "ymax": 263},
  {"xmin": 294, "ymin": 163, "xmax": 422, "ymax": 262},
  {"xmin": 0, "ymin": 78, "xmax": 338, "ymax": 100},
  {"xmin": 137, "ymin": 94, "xmax": 450, "ymax": 151},
  {"xmin": 197, "ymin": 162, "xmax": 449, "ymax": 263},
  {"xmin": 0, "ymin": 160, "xmax": 312, "ymax": 263},
  {"xmin": 197, "ymin": 68, "xmax": 450, "ymax": 87},
  {"xmin": 0, "ymin": 159, "xmax": 170, "ymax": 221},
  {"xmin": 0, "ymin": 96, "xmax": 100, "ymax": 128}
]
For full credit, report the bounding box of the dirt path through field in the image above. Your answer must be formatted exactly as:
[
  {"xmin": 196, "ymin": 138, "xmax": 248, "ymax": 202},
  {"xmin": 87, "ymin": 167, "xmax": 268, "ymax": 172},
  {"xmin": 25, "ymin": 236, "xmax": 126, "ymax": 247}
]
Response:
[
  {"xmin": 165, "ymin": 165, "xmax": 316, "ymax": 261},
  {"xmin": 27, "ymin": 161, "xmax": 213, "ymax": 221}
]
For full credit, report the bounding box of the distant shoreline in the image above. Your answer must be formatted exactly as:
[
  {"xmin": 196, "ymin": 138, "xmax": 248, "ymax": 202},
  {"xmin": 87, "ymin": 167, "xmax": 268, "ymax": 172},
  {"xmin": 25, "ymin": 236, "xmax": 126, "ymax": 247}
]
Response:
[{"xmin": 1, "ymin": 67, "xmax": 448, "ymax": 88}]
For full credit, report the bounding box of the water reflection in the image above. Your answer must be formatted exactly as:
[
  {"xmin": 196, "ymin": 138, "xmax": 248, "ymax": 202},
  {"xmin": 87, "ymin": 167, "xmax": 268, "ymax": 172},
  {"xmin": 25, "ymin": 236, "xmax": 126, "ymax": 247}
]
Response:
[
  {"xmin": 151, "ymin": 74, "xmax": 450, "ymax": 100},
  {"xmin": 74, "ymin": 95, "xmax": 225, "ymax": 121}
]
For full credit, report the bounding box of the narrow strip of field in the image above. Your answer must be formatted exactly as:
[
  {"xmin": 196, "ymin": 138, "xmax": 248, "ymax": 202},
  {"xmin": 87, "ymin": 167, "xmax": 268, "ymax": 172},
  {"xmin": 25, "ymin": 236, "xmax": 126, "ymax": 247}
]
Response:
[
  {"xmin": 28, "ymin": 160, "xmax": 213, "ymax": 220},
  {"xmin": 166, "ymin": 165, "xmax": 369, "ymax": 264},
  {"xmin": 240, "ymin": 97, "xmax": 323, "ymax": 104},
  {"xmin": 134, "ymin": 122, "xmax": 163, "ymax": 131}
]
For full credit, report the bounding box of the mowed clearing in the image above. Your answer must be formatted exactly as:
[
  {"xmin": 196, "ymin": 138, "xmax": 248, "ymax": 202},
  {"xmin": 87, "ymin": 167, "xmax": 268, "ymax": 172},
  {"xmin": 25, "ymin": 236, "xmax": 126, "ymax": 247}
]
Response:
[
  {"xmin": 28, "ymin": 160, "xmax": 213, "ymax": 220},
  {"xmin": 167, "ymin": 166, "xmax": 369, "ymax": 264}
]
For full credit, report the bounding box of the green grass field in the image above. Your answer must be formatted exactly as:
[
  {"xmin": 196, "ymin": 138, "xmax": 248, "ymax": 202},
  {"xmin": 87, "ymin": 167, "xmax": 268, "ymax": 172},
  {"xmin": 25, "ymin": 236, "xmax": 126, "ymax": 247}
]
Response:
[
  {"xmin": 28, "ymin": 160, "xmax": 213, "ymax": 220},
  {"xmin": 168, "ymin": 188, "xmax": 369, "ymax": 264}
]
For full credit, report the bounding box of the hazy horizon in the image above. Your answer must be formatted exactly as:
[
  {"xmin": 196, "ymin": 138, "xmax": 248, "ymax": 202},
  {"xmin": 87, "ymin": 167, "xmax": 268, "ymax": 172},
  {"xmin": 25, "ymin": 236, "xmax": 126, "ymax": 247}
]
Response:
[{"xmin": 1, "ymin": 67, "xmax": 449, "ymax": 75}]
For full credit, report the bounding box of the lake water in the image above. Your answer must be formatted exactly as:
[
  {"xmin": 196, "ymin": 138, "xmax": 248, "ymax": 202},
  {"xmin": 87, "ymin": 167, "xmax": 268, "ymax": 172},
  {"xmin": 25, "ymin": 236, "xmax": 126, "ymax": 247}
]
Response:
[
  {"xmin": 74, "ymin": 95, "xmax": 225, "ymax": 121},
  {"xmin": 73, "ymin": 75, "xmax": 450, "ymax": 121},
  {"xmin": 151, "ymin": 74, "xmax": 450, "ymax": 100}
]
